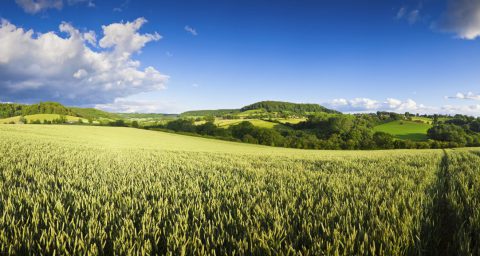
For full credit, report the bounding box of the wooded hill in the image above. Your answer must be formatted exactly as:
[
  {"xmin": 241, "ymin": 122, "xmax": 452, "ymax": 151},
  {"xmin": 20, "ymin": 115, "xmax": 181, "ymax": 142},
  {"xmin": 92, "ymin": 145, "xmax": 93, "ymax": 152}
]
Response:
[
  {"xmin": 240, "ymin": 101, "xmax": 340, "ymax": 114},
  {"xmin": 0, "ymin": 102, "xmax": 119, "ymax": 120},
  {"xmin": 180, "ymin": 101, "xmax": 339, "ymax": 117}
]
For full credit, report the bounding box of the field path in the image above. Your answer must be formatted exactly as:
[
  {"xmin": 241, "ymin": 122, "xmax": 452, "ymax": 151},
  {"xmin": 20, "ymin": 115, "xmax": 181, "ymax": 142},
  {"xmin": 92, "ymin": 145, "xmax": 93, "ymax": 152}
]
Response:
[{"xmin": 433, "ymin": 150, "xmax": 458, "ymax": 255}]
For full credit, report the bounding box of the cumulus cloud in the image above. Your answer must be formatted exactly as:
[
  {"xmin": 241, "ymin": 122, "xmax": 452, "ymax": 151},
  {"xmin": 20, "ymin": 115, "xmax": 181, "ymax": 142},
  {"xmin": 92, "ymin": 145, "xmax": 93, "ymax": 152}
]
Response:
[
  {"xmin": 326, "ymin": 98, "xmax": 431, "ymax": 113},
  {"xmin": 447, "ymin": 92, "xmax": 480, "ymax": 101},
  {"xmin": 438, "ymin": 0, "xmax": 480, "ymax": 40},
  {"xmin": 95, "ymin": 98, "xmax": 182, "ymax": 113},
  {"xmin": 184, "ymin": 25, "xmax": 198, "ymax": 36},
  {"xmin": 15, "ymin": 0, "xmax": 94, "ymax": 13},
  {"xmin": 0, "ymin": 18, "xmax": 168, "ymax": 105},
  {"xmin": 99, "ymin": 17, "xmax": 161, "ymax": 58}
]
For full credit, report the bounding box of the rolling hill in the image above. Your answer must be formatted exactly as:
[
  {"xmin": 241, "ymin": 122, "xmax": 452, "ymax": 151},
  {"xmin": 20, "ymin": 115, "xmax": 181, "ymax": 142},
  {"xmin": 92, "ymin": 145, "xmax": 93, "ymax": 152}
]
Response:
[
  {"xmin": 240, "ymin": 101, "xmax": 340, "ymax": 114},
  {"xmin": 180, "ymin": 101, "xmax": 339, "ymax": 117}
]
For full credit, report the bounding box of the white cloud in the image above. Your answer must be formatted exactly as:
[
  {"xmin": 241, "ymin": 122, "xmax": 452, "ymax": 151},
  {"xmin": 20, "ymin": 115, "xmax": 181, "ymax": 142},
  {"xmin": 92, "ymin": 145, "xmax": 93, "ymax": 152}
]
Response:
[
  {"xmin": 15, "ymin": 0, "xmax": 63, "ymax": 13},
  {"xmin": 442, "ymin": 104, "xmax": 480, "ymax": 116},
  {"xmin": 326, "ymin": 97, "xmax": 431, "ymax": 113},
  {"xmin": 99, "ymin": 17, "xmax": 161, "ymax": 58},
  {"xmin": 0, "ymin": 18, "xmax": 168, "ymax": 105},
  {"xmin": 184, "ymin": 25, "xmax": 198, "ymax": 36},
  {"xmin": 82, "ymin": 30, "xmax": 97, "ymax": 46},
  {"xmin": 15, "ymin": 0, "xmax": 94, "ymax": 13},
  {"xmin": 73, "ymin": 69, "xmax": 88, "ymax": 79},
  {"xmin": 447, "ymin": 92, "xmax": 480, "ymax": 101},
  {"xmin": 327, "ymin": 97, "xmax": 480, "ymax": 116},
  {"xmin": 328, "ymin": 98, "xmax": 380, "ymax": 112},
  {"xmin": 95, "ymin": 98, "xmax": 181, "ymax": 113},
  {"xmin": 438, "ymin": 0, "xmax": 480, "ymax": 40}
]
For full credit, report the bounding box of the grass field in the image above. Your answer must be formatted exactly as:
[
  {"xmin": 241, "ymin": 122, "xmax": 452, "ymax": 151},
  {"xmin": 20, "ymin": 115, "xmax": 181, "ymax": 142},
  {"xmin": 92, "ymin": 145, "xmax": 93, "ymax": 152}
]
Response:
[
  {"xmin": 1, "ymin": 124, "xmax": 479, "ymax": 255},
  {"xmin": 374, "ymin": 120, "xmax": 432, "ymax": 141},
  {"xmin": 411, "ymin": 116, "xmax": 433, "ymax": 124},
  {"xmin": 215, "ymin": 119, "xmax": 286, "ymax": 129},
  {"xmin": 275, "ymin": 118, "xmax": 307, "ymax": 124},
  {"xmin": 0, "ymin": 114, "xmax": 89, "ymax": 124},
  {"xmin": 236, "ymin": 109, "xmax": 267, "ymax": 117}
]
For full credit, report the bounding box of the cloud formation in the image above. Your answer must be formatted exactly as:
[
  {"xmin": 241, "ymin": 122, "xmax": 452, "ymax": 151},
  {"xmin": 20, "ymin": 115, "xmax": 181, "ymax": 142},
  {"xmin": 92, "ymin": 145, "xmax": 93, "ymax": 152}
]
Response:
[
  {"xmin": 15, "ymin": 0, "xmax": 63, "ymax": 13},
  {"xmin": 438, "ymin": 0, "xmax": 480, "ymax": 39},
  {"xmin": 15, "ymin": 0, "xmax": 93, "ymax": 13},
  {"xmin": 447, "ymin": 92, "xmax": 480, "ymax": 101},
  {"xmin": 327, "ymin": 96, "xmax": 480, "ymax": 116},
  {"xmin": 326, "ymin": 98, "xmax": 431, "ymax": 113},
  {"xmin": 0, "ymin": 18, "xmax": 168, "ymax": 105},
  {"xmin": 95, "ymin": 98, "xmax": 181, "ymax": 113},
  {"xmin": 184, "ymin": 25, "xmax": 198, "ymax": 36},
  {"xmin": 442, "ymin": 104, "xmax": 480, "ymax": 116}
]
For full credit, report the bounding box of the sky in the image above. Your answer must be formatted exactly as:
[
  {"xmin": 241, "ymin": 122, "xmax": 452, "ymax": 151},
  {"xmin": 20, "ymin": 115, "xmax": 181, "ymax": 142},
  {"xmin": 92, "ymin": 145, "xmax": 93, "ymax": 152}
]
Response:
[{"xmin": 1, "ymin": 0, "xmax": 480, "ymax": 115}]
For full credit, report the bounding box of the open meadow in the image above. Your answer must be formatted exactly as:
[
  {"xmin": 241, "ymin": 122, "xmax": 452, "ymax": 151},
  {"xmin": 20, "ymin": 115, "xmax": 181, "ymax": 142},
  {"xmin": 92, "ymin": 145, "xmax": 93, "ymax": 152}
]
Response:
[
  {"xmin": 374, "ymin": 120, "xmax": 432, "ymax": 141},
  {"xmin": 1, "ymin": 125, "xmax": 479, "ymax": 255}
]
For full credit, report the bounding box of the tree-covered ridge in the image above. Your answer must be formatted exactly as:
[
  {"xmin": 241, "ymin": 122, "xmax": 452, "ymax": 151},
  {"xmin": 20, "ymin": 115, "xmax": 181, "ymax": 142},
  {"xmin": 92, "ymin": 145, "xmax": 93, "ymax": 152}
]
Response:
[
  {"xmin": 240, "ymin": 101, "xmax": 340, "ymax": 114},
  {"xmin": 0, "ymin": 102, "xmax": 122, "ymax": 120},
  {"xmin": 0, "ymin": 102, "xmax": 75, "ymax": 118}
]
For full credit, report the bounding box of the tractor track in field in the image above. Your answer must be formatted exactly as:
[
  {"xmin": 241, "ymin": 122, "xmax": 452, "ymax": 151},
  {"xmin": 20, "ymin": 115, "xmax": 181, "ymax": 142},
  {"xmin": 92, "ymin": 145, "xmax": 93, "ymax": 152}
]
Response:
[
  {"xmin": 419, "ymin": 150, "xmax": 459, "ymax": 256},
  {"xmin": 435, "ymin": 150, "xmax": 457, "ymax": 255}
]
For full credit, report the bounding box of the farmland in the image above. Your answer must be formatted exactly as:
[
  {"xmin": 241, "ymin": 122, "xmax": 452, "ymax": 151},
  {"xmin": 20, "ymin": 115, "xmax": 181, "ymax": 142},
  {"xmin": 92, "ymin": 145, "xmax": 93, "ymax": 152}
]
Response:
[
  {"xmin": 1, "ymin": 125, "xmax": 479, "ymax": 255},
  {"xmin": 374, "ymin": 120, "xmax": 432, "ymax": 141}
]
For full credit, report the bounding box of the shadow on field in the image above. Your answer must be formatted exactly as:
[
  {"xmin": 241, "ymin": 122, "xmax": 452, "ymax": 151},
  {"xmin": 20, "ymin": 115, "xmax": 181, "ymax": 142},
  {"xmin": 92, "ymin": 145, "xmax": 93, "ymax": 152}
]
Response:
[
  {"xmin": 419, "ymin": 150, "xmax": 459, "ymax": 256},
  {"xmin": 394, "ymin": 133, "xmax": 428, "ymax": 141}
]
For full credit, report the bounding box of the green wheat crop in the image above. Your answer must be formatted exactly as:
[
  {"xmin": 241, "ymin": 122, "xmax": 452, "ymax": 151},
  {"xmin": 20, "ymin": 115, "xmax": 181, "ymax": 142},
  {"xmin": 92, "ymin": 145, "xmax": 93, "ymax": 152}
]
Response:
[{"xmin": 0, "ymin": 125, "xmax": 478, "ymax": 255}]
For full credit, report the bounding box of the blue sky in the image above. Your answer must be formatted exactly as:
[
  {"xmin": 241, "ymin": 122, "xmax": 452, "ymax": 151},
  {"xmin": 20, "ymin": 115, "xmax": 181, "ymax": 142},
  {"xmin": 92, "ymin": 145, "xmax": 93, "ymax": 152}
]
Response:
[{"xmin": 1, "ymin": 0, "xmax": 480, "ymax": 114}]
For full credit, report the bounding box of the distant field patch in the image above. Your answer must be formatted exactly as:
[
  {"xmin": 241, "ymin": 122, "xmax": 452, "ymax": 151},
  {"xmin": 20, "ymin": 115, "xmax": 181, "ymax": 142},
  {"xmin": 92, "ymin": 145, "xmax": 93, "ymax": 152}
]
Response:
[
  {"xmin": 236, "ymin": 109, "xmax": 266, "ymax": 117},
  {"xmin": 374, "ymin": 120, "xmax": 432, "ymax": 141},
  {"xmin": 275, "ymin": 118, "xmax": 306, "ymax": 124},
  {"xmin": 215, "ymin": 119, "xmax": 286, "ymax": 129},
  {"xmin": 0, "ymin": 114, "xmax": 88, "ymax": 124},
  {"xmin": 411, "ymin": 117, "xmax": 433, "ymax": 124}
]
